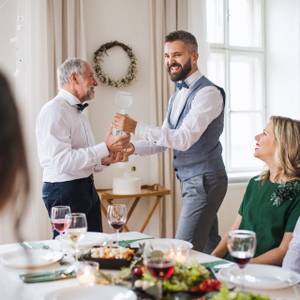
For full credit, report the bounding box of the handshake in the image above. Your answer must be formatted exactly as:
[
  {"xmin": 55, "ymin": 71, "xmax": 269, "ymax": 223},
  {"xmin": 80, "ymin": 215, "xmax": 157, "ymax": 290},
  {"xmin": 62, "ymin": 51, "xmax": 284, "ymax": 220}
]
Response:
[{"xmin": 102, "ymin": 113, "xmax": 137, "ymax": 166}]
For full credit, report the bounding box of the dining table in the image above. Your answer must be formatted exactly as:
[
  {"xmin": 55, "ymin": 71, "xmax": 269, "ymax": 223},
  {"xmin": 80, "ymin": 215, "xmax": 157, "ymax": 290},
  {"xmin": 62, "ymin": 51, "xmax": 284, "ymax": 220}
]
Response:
[{"xmin": 0, "ymin": 231, "xmax": 299, "ymax": 300}]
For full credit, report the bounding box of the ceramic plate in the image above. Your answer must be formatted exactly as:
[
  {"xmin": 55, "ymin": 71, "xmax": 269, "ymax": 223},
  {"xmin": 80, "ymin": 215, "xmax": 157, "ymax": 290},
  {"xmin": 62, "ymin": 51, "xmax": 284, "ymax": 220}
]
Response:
[
  {"xmin": 130, "ymin": 238, "xmax": 193, "ymax": 249},
  {"xmin": 45, "ymin": 285, "xmax": 137, "ymax": 300},
  {"xmin": 217, "ymin": 264, "xmax": 300, "ymax": 290},
  {"xmin": 79, "ymin": 232, "xmax": 111, "ymax": 248},
  {"xmin": 56, "ymin": 232, "xmax": 111, "ymax": 249},
  {"xmin": 0, "ymin": 248, "xmax": 63, "ymax": 269}
]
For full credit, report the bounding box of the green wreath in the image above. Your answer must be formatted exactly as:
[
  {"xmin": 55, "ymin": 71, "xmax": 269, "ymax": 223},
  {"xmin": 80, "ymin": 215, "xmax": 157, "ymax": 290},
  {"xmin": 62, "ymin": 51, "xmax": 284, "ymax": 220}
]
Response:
[{"xmin": 93, "ymin": 41, "xmax": 137, "ymax": 88}]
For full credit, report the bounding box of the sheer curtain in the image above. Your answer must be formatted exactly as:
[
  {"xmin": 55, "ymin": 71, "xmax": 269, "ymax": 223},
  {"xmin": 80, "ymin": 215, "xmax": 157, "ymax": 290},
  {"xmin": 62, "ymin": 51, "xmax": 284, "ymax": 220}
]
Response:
[
  {"xmin": 0, "ymin": 0, "xmax": 87, "ymax": 243},
  {"xmin": 148, "ymin": 0, "xmax": 188, "ymax": 238}
]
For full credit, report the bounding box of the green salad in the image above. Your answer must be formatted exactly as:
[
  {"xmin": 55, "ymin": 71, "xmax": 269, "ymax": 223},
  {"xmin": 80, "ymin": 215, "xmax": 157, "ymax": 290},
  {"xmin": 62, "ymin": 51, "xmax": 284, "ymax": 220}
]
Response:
[
  {"xmin": 133, "ymin": 262, "xmax": 213, "ymax": 292},
  {"xmin": 209, "ymin": 287, "xmax": 270, "ymax": 300}
]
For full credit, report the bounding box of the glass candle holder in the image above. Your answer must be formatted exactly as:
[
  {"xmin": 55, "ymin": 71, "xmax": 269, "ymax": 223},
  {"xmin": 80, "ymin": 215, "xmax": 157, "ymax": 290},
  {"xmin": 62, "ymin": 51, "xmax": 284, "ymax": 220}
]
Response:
[
  {"xmin": 174, "ymin": 244, "xmax": 191, "ymax": 263},
  {"xmin": 76, "ymin": 261, "xmax": 99, "ymax": 286}
]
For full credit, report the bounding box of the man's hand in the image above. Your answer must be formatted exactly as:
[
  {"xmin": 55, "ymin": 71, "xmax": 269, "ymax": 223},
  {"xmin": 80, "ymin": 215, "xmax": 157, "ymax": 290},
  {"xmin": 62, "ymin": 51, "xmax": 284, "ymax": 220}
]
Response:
[
  {"xmin": 113, "ymin": 113, "xmax": 137, "ymax": 134},
  {"xmin": 105, "ymin": 128, "xmax": 130, "ymax": 153},
  {"xmin": 124, "ymin": 143, "xmax": 135, "ymax": 156},
  {"xmin": 101, "ymin": 151, "xmax": 127, "ymax": 166}
]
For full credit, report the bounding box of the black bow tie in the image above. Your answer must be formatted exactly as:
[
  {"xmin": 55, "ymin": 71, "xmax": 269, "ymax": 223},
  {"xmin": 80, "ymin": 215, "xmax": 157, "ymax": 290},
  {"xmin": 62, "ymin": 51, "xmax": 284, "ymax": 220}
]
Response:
[
  {"xmin": 176, "ymin": 81, "xmax": 189, "ymax": 90},
  {"xmin": 76, "ymin": 103, "xmax": 89, "ymax": 111}
]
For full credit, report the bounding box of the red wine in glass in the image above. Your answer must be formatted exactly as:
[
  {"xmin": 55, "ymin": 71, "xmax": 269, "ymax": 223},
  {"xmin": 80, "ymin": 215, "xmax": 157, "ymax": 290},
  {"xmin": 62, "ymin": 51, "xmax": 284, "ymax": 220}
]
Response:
[
  {"xmin": 146, "ymin": 259, "xmax": 175, "ymax": 280},
  {"xmin": 107, "ymin": 204, "xmax": 127, "ymax": 247},
  {"xmin": 230, "ymin": 251, "xmax": 251, "ymax": 269},
  {"xmin": 110, "ymin": 221, "xmax": 124, "ymax": 230},
  {"xmin": 51, "ymin": 219, "xmax": 71, "ymax": 234}
]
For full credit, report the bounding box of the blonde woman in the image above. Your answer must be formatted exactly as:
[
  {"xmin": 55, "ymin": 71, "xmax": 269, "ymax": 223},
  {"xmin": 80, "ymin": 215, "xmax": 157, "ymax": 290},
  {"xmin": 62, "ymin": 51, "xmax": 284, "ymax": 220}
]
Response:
[{"xmin": 212, "ymin": 116, "xmax": 300, "ymax": 265}]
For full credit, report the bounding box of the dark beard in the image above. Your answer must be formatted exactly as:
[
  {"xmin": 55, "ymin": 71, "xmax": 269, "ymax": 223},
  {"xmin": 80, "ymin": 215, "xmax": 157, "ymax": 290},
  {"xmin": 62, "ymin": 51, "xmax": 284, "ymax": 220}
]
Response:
[{"xmin": 168, "ymin": 59, "xmax": 192, "ymax": 82}]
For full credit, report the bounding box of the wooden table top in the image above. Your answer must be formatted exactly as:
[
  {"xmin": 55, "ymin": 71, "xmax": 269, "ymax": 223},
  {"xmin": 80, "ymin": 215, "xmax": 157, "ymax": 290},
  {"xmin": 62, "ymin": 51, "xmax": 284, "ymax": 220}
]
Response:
[{"xmin": 97, "ymin": 184, "xmax": 170, "ymax": 199}]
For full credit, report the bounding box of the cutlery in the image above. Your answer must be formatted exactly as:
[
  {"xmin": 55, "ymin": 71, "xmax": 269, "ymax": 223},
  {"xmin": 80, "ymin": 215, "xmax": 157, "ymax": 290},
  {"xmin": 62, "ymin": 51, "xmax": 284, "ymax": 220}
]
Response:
[
  {"xmin": 20, "ymin": 266, "xmax": 76, "ymax": 283},
  {"xmin": 19, "ymin": 241, "xmax": 50, "ymax": 250}
]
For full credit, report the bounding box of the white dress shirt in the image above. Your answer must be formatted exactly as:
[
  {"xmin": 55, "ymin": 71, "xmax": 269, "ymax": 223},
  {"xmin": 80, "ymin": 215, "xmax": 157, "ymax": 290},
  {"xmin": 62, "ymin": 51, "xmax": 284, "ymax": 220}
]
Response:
[
  {"xmin": 36, "ymin": 89, "xmax": 109, "ymax": 182},
  {"xmin": 282, "ymin": 217, "xmax": 300, "ymax": 273},
  {"xmin": 133, "ymin": 70, "xmax": 223, "ymax": 155}
]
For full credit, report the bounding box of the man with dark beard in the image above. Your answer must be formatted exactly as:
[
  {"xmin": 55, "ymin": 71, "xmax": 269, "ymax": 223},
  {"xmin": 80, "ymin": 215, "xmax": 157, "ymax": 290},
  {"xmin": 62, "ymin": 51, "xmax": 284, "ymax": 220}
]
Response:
[
  {"xmin": 36, "ymin": 58, "xmax": 130, "ymax": 236},
  {"xmin": 113, "ymin": 31, "xmax": 227, "ymax": 253}
]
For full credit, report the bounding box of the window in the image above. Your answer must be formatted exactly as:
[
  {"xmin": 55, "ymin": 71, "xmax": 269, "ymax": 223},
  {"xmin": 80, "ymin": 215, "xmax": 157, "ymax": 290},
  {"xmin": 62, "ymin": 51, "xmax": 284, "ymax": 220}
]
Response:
[{"xmin": 206, "ymin": 0, "xmax": 265, "ymax": 174}]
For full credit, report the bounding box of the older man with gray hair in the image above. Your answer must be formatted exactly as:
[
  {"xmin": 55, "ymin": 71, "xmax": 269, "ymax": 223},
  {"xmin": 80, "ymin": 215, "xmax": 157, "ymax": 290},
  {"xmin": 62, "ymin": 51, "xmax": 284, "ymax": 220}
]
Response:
[{"xmin": 36, "ymin": 58, "xmax": 129, "ymax": 236}]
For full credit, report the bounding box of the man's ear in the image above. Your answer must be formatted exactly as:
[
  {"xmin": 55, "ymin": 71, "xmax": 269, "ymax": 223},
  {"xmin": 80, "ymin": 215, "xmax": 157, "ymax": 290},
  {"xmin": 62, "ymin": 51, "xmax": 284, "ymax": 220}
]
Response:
[
  {"xmin": 191, "ymin": 52, "xmax": 199, "ymax": 64},
  {"xmin": 70, "ymin": 72, "xmax": 80, "ymax": 84}
]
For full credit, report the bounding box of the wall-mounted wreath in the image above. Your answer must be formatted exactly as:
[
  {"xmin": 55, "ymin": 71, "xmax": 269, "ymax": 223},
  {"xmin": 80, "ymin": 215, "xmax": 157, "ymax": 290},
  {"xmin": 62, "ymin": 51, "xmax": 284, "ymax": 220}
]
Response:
[{"xmin": 93, "ymin": 41, "xmax": 137, "ymax": 88}]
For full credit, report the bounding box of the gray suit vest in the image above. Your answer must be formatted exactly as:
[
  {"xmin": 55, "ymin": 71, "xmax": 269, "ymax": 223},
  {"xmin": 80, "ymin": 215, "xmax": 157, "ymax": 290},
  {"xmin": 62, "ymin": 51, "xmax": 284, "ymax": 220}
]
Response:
[{"xmin": 167, "ymin": 75, "xmax": 226, "ymax": 181}]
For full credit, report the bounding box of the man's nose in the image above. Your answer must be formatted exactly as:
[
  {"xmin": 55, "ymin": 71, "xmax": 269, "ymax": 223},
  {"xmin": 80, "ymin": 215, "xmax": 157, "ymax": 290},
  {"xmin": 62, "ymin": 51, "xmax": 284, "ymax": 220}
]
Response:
[
  {"xmin": 93, "ymin": 78, "xmax": 98, "ymax": 86},
  {"xmin": 168, "ymin": 57, "xmax": 176, "ymax": 66}
]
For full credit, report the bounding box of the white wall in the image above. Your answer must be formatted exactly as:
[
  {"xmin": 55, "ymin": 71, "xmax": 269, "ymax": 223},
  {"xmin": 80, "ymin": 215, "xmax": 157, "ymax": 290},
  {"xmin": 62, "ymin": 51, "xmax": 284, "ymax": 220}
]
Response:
[
  {"xmin": 218, "ymin": 183, "xmax": 246, "ymax": 236},
  {"xmin": 266, "ymin": 0, "xmax": 300, "ymax": 118},
  {"xmin": 0, "ymin": 0, "xmax": 16, "ymax": 77},
  {"xmin": 84, "ymin": 0, "xmax": 160, "ymax": 235}
]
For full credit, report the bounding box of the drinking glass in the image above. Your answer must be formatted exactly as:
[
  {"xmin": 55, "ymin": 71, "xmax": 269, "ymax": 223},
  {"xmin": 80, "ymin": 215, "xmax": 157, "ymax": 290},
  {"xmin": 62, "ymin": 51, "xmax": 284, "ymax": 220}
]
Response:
[
  {"xmin": 107, "ymin": 204, "xmax": 127, "ymax": 247},
  {"xmin": 143, "ymin": 241, "xmax": 175, "ymax": 299},
  {"xmin": 227, "ymin": 229, "xmax": 256, "ymax": 290},
  {"xmin": 51, "ymin": 206, "xmax": 71, "ymax": 240},
  {"xmin": 65, "ymin": 213, "xmax": 87, "ymax": 266}
]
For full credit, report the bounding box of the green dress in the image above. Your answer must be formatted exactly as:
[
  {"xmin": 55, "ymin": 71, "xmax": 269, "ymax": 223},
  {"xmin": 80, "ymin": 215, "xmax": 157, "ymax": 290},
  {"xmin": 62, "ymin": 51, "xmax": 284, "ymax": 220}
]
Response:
[{"xmin": 224, "ymin": 176, "xmax": 300, "ymax": 260}]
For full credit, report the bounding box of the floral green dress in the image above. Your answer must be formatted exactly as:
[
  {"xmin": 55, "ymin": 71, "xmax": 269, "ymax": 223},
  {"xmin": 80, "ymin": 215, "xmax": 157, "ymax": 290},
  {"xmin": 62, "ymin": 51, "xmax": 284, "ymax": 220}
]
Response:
[{"xmin": 224, "ymin": 176, "xmax": 300, "ymax": 260}]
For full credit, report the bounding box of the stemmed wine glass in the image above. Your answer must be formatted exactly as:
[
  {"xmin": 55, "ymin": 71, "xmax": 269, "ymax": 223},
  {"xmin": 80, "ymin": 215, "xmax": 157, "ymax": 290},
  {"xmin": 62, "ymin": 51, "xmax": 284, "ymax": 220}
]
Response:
[
  {"xmin": 227, "ymin": 229, "xmax": 256, "ymax": 290},
  {"xmin": 65, "ymin": 213, "xmax": 87, "ymax": 266},
  {"xmin": 107, "ymin": 204, "xmax": 127, "ymax": 247},
  {"xmin": 51, "ymin": 206, "xmax": 71, "ymax": 241},
  {"xmin": 143, "ymin": 241, "xmax": 175, "ymax": 299}
]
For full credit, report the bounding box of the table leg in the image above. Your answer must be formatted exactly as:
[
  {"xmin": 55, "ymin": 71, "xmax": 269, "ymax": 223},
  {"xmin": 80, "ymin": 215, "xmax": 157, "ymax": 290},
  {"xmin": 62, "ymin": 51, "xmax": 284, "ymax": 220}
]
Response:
[
  {"xmin": 139, "ymin": 196, "xmax": 161, "ymax": 233},
  {"xmin": 99, "ymin": 199, "xmax": 110, "ymax": 222}
]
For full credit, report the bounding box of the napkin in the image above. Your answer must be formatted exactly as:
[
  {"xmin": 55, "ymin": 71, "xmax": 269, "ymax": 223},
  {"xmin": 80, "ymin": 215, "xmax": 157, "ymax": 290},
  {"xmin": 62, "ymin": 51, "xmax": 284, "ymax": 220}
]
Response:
[
  {"xmin": 118, "ymin": 237, "xmax": 153, "ymax": 248},
  {"xmin": 202, "ymin": 260, "xmax": 234, "ymax": 272},
  {"xmin": 19, "ymin": 241, "xmax": 50, "ymax": 250},
  {"xmin": 20, "ymin": 268, "xmax": 76, "ymax": 283}
]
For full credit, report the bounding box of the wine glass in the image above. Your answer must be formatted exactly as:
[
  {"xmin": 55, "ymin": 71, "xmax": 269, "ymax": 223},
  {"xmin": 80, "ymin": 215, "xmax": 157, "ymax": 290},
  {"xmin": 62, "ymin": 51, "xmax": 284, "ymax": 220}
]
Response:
[
  {"xmin": 107, "ymin": 204, "xmax": 127, "ymax": 247},
  {"xmin": 65, "ymin": 213, "xmax": 87, "ymax": 266},
  {"xmin": 143, "ymin": 241, "xmax": 175, "ymax": 299},
  {"xmin": 51, "ymin": 206, "xmax": 71, "ymax": 241},
  {"xmin": 227, "ymin": 229, "xmax": 256, "ymax": 290}
]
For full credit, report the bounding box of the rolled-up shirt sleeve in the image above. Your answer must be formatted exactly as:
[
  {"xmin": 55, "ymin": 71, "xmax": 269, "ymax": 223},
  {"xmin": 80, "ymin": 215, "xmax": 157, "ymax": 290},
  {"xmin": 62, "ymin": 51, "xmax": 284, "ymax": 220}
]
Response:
[
  {"xmin": 282, "ymin": 217, "xmax": 300, "ymax": 273},
  {"xmin": 134, "ymin": 86, "xmax": 223, "ymax": 151}
]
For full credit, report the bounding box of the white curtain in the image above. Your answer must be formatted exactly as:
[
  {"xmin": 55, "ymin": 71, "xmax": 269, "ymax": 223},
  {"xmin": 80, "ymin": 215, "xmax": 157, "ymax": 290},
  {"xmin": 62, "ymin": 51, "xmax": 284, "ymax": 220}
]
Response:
[
  {"xmin": 148, "ymin": 0, "xmax": 188, "ymax": 238},
  {"xmin": 0, "ymin": 0, "xmax": 87, "ymax": 243}
]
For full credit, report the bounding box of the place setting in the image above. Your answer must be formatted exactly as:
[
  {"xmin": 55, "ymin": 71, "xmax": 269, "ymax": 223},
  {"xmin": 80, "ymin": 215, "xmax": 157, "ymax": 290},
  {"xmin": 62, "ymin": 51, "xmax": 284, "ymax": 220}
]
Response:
[
  {"xmin": 2, "ymin": 207, "xmax": 300, "ymax": 300},
  {"xmin": 216, "ymin": 229, "xmax": 300, "ymax": 291}
]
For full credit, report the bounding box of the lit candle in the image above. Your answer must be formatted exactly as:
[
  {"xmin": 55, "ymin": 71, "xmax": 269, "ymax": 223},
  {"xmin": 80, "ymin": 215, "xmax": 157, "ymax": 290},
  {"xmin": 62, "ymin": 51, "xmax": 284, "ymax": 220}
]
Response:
[
  {"xmin": 174, "ymin": 245, "xmax": 190, "ymax": 263},
  {"xmin": 77, "ymin": 262, "xmax": 98, "ymax": 286},
  {"xmin": 175, "ymin": 250, "xmax": 186, "ymax": 263}
]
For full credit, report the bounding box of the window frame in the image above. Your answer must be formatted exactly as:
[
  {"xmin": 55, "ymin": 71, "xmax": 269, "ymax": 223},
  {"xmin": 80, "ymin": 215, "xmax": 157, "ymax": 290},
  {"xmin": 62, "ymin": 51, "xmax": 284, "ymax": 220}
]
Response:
[{"xmin": 207, "ymin": 0, "xmax": 267, "ymax": 177}]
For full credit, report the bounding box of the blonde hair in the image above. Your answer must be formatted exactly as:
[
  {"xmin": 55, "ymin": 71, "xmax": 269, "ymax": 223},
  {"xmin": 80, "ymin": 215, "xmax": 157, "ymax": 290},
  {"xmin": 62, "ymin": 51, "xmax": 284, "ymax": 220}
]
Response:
[{"xmin": 260, "ymin": 116, "xmax": 300, "ymax": 182}]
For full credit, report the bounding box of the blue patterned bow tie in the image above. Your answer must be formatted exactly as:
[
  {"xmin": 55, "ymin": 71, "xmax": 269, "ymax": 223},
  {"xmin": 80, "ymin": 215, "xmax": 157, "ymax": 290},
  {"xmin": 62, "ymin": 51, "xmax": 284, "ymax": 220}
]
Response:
[
  {"xmin": 176, "ymin": 81, "xmax": 189, "ymax": 90},
  {"xmin": 76, "ymin": 103, "xmax": 89, "ymax": 111}
]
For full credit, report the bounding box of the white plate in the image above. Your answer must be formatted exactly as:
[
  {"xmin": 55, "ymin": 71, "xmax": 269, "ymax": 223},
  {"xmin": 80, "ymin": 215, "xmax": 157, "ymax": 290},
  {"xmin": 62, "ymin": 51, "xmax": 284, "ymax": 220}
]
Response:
[
  {"xmin": 217, "ymin": 264, "xmax": 300, "ymax": 290},
  {"xmin": 45, "ymin": 285, "xmax": 137, "ymax": 300},
  {"xmin": 0, "ymin": 248, "xmax": 63, "ymax": 269},
  {"xmin": 57, "ymin": 232, "xmax": 111, "ymax": 249},
  {"xmin": 131, "ymin": 238, "xmax": 193, "ymax": 249},
  {"xmin": 79, "ymin": 232, "xmax": 111, "ymax": 248}
]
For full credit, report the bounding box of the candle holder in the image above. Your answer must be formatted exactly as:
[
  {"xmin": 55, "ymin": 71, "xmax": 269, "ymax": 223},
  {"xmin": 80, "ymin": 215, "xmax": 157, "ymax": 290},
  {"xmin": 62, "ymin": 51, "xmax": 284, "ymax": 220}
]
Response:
[
  {"xmin": 76, "ymin": 261, "xmax": 99, "ymax": 286},
  {"xmin": 172, "ymin": 244, "xmax": 191, "ymax": 264}
]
